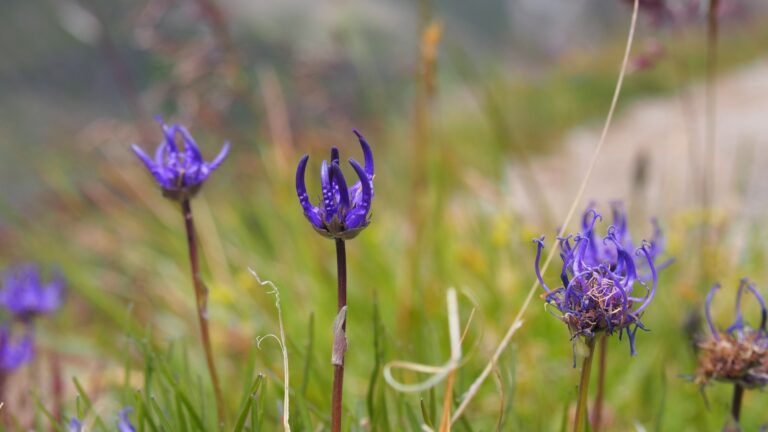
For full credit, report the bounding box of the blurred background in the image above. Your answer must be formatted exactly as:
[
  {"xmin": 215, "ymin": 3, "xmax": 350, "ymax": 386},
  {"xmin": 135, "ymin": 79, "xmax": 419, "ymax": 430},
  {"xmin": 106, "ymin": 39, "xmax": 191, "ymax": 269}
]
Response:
[{"xmin": 1, "ymin": 0, "xmax": 768, "ymax": 430}]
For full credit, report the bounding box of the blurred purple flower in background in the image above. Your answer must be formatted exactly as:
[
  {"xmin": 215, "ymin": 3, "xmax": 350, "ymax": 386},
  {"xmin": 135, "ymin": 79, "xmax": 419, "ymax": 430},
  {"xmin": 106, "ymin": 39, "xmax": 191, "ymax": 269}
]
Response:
[
  {"xmin": 0, "ymin": 325, "xmax": 33, "ymax": 371},
  {"xmin": 696, "ymin": 279, "xmax": 768, "ymax": 388},
  {"xmin": 118, "ymin": 407, "xmax": 136, "ymax": 432},
  {"xmin": 296, "ymin": 129, "xmax": 374, "ymax": 240},
  {"xmin": 0, "ymin": 264, "xmax": 64, "ymax": 321},
  {"xmin": 534, "ymin": 206, "xmax": 659, "ymax": 356},
  {"xmin": 132, "ymin": 120, "xmax": 230, "ymax": 201},
  {"xmin": 68, "ymin": 418, "xmax": 83, "ymax": 432}
]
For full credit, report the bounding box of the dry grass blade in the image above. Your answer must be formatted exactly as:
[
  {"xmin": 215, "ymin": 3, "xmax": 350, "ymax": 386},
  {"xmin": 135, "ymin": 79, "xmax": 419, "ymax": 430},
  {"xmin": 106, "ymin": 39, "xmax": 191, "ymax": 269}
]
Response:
[
  {"xmin": 249, "ymin": 269, "xmax": 292, "ymax": 432},
  {"xmin": 450, "ymin": 0, "xmax": 641, "ymax": 423}
]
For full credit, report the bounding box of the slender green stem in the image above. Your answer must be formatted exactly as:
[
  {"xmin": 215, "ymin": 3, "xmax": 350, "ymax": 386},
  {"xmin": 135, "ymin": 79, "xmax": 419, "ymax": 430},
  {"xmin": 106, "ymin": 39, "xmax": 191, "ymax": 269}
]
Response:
[
  {"xmin": 592, "ymin": 335, "xmax": 608, "ymax": 431},
  {"xmin": 181, "ymin": 199, "xmax": 226, "ymax": 427},
  {"xmin": 574, "ymin": 337, "xmax": 597, "ymax": 432},
  {"xmin": 731, "ymin": 383, "xmax": 744, "ymax": 424},
  {"xmin": 331, "ymin": 238, "xmax": 348, "ymax": 432}
]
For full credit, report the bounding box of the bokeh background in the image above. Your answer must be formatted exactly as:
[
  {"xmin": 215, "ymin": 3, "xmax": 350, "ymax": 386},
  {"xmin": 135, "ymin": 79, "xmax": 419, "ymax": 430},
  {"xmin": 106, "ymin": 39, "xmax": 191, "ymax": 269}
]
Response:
[{"xmin": 2, "ymin": 0, "xmax": 768, "ymax": 430}]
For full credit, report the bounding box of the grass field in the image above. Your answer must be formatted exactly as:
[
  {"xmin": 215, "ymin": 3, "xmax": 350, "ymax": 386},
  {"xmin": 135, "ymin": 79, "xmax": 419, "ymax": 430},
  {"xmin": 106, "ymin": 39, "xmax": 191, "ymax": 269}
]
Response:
[{"xmin": 2, "ymin": 1, "xmax": 768, "ymax": 431}]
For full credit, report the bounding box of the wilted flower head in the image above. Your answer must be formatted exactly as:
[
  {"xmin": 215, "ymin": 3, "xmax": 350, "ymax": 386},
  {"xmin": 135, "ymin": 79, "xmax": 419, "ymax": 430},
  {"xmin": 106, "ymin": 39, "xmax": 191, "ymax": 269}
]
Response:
[
  {"xmin": 696, "ymin": 279, "xmax": 768, "ymax": 388},
  {"xmin": 0, "ymin": 325, "xmax": 33, "ymax": 371},
  {"xmin": 295, "ymin": 130, "xmax": 374, "ymax": 240},
  {"xmin": 534, "ymin": 207, "xmax": 658, "ymax": 356},
  {"xmin": 118, "ymin": 407, "xmax": 136, "ymax": 432},
  {"xmin": 132, "ymin": 120, "xmax": 230, "ymax": 201},
  {"xmin": 0, "ymin": 264, "xmax": 64, "ymax": 320}
]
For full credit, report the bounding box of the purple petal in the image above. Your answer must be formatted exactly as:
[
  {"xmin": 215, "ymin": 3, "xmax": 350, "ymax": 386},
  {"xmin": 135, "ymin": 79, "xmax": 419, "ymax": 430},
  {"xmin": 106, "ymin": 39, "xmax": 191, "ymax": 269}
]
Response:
[
  {"xmin": 161, "ymin": 122, "xmax": 179, "ymax": 152},
  {"xmin": 132, "ymin": 145, "xmax": 166, "ymax": 185},
  {"xmin": 633, "ymin": 243, "xmax": 657, "ymax": 314},
  {"xmin": 208, "ymin": 142, "xmax": 231, "ymax": 172},
  {"xmin": 330, "ymin": 163, "xmax": 350, "ymax": 211},
  {"xmin": 176, "ymin": 125, "xmax": 203, "ymax": 164},
  {"xmin": 745, "ymin": 282, "xmax": 767, "ymax": 332},
  {"xmin": 353, "ymin": 129, "xmax": 374, "ymax": 179},
  {"xmin": 343, "ymin": 159, "xmax": 372, "ymax": 229},
  {"xmin": 330, "ymin": 147, "xmax": 340, "ymax": 165},
  {"xmin": 295, "ymin": 155, "xmax": 323, "ymax": 229},
  {"xmin": 320, "ymin": 160, "xmax": 338, "ymax": 221},
  {"xmin": 533, "ymin": 236, "xmax": 551, "ymax": 293},
  {"xmin": 704, "ymin": 283, "xmax": 721, "ymax": 341}
]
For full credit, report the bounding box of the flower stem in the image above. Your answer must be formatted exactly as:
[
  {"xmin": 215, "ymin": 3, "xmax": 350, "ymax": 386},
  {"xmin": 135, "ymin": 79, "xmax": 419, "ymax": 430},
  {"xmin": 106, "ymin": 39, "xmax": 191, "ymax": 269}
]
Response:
[
  {"xmin": 592, "ymin": 334, "xmax": 608, "ymax": 431},
  {"xmin": 574, "ymin": 337, "xmax": 597, "ymax": 432},
  {"xmin": 731, "ymin": 383, "xmax": 744, "ymax": 424},
  {"xmin": 181, "ymin": 199, "xmax": 226, "ymax": 427},
  {"xmin": 331, "ymin": 238, "xmax": 348, "ymax": 432}
]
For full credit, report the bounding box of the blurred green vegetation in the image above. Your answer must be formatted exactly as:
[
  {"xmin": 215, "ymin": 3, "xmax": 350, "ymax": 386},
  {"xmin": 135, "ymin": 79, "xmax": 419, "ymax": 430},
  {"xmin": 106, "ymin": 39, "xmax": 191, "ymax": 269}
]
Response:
[{"xmin": 1, "ymin": 3, "xmax": 768, "ymax": 431}]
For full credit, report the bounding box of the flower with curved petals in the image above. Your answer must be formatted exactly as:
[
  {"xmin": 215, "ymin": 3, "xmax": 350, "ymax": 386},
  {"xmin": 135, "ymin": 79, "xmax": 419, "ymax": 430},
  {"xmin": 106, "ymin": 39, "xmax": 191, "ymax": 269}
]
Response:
[
  {"xmin": 132, "ymin": 120, "xmax": 230, "ymax": 201},
  {"xmin": 534, "ymin": 208, "xmax": 659, "ymax": 357},
  {"xmin": 0, "ymin": 264, "xmax": 64, "ymax": 321},
  {"xmin": 696, "ymin": 279, "xmax": 768, "ymax": 388},
  {"xmin": 295, "ymin": 129, "xmax": 374, "ymax": 240}
]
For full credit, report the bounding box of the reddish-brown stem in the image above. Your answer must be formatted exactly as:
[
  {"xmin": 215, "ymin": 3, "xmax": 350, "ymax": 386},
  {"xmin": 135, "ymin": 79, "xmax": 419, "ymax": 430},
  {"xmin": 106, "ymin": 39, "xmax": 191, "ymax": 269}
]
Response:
[
  {"xmin": 331, "ymin": 238, "xmax": 347, "ymax": 432},
  {"xmin": 181, "ymin": 199, "xmax": 226, "ymax": 427},
  {"xmin": 731, "ymin": 383, "xmax": 744, "ymax": 424},
  {"xmin": 592, "ymin": 335, "xmax": 608, "ymax": 431}
]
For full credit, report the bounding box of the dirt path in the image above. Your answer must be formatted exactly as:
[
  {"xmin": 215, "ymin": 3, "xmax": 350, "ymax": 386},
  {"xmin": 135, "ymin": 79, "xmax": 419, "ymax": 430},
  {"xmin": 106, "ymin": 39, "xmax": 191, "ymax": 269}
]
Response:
[{"xmin": 509, "ymin": 59, "xmax": 768, "ymax": 221}]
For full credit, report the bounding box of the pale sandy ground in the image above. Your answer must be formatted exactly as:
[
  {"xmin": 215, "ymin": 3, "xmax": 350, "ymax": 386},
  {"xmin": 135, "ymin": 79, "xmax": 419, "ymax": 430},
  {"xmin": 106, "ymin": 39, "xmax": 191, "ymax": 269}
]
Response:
[{"xmin": 508, "ymin": 58, "xmax": 768, "ymax": 222}]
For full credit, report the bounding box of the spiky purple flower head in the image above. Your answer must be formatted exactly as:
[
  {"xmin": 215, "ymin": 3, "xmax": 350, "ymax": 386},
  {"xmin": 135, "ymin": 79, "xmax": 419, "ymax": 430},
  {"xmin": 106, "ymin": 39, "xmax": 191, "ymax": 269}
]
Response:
[
  {"xmin": 0, "ymin": 325, "xmax": 33, "ymax": 371},
  {"xmin": 0, "ymin": 264, "xmax": 64, "ymax": 321},
  {"xmin": 295, "ymin": 129, "xmax": 374, "ymax": 240},
  {"xmin": 132, "ymin": 120, "xmax": 230, "ymax": 201},
  {"xmin": 534, "ymin": 207, "xmax": 659, "ymax": 356},
  {"xmin": 696, "ymin": 279, "xmax": 768, "ymax": 388}
]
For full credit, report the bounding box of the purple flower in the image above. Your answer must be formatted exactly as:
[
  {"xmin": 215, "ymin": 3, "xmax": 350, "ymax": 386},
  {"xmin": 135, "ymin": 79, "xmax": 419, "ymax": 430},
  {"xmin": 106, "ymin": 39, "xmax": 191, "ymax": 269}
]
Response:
[
  {"xmin": 696, "ymin": 279, "xmax": 768, "ymax": 388},
  {"xmin": 579, "ymin": 203, "xmax": 667, "ymax": 280},
  {"xmin": 295, "ymin": 129, "xmax": 374, "ymax": 240},
  {"xmin": 0, "ymin": 325, "xmax": 33, "ymax": 371},
  {"xmin": 68, "ymin": 418, "xmax": 83, "ymax": 432},
  {"xmin": 0, "ymin": 264, "xmax": 64, "ymax": 320},
  {"xmin": 118, "ymin": 407, "xmax": 136, "ymax": 432},
  {"xmin": 534, "ymin": 208, "xmax": 659, "ymax": 356},
  {"xmin": 132, "ymin": 120, "xmax": 230, "ymax": 201}
]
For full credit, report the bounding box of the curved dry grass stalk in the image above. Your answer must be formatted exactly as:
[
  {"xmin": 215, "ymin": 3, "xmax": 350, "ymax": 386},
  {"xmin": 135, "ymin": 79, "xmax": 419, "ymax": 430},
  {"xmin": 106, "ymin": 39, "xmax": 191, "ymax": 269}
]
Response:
[
  {"xmin": 383, "ymin": 288, "xmax": 462, "ymax": 393},
  {"xmin": 249, "ymin": 269, "xmax": 291, "ymax": 432},
  {"xmin": 450, "ymin": 0, "xmax": 641, "ymax": 423}
]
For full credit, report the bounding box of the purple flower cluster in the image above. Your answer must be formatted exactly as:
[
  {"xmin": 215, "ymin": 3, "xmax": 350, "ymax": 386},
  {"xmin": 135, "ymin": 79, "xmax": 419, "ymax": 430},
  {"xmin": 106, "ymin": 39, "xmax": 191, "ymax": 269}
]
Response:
[
  {"xmin": 132, "ymin": 120, "xmax": 230, "ymax": 201},
  {"xmin": 534, "ymin": 205, "xmax": 661, "ymax": 355},
  {"xmin": 295, "ymin": 130, "xmax": 374, "ymax": 240},
  {"xmin": 0, "ymin": 264, "xmax": 65, "ymax": 372}
]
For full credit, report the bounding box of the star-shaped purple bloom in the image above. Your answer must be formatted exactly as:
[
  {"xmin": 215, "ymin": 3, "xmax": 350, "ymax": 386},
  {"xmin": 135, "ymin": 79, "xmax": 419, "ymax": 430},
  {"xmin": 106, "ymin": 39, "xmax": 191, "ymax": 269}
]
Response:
[
  {"xmin": 295, "ymin": 129, "xmax": 374, "ymax": 240},
  {"xmin": 534, "ymin": 208, "xmax": 659, "ymax": 356},
  {"xmin": 0, "ymin": 325, "xmax": 34, "ymax": 371},
  {"xmin": 132, "ymin": 120, "xmax": 230, "ymax": 201},
  {"xmin": 0, "ymin": 264, "xmax": 64, "ymax": 321}
]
